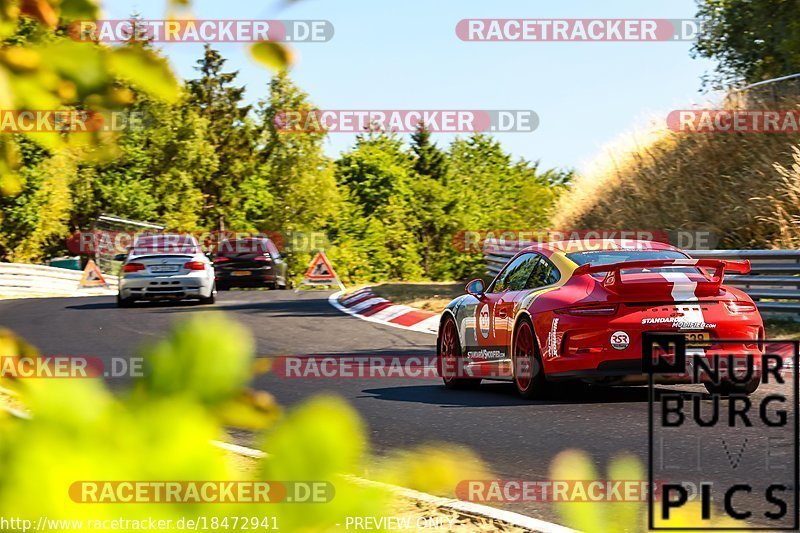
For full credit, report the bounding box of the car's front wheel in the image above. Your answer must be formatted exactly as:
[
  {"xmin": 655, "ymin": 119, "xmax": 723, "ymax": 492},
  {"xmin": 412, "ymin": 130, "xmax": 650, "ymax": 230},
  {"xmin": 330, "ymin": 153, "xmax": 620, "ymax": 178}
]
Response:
[
  {"xmin": 513, "ymin": 318, "xmax": 548, "ymax": 399},
  {"xmin": 439, "ymin": 316, "xmax": 481, "ymax": 390}
]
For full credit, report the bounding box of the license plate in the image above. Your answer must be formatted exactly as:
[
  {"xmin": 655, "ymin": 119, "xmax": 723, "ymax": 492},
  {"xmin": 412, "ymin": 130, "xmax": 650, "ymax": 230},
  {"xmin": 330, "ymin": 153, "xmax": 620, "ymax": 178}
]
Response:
[
  {"xmin": 685, "ymin": 332, "xmax": 710, "ymax": 345},
  {"xmin": 232, "ymin": 270, "xmax": 252, "ymax": 277},
  {"xmin": 150, "ymin": 265, "xmax": 179, "ymax": 273}
]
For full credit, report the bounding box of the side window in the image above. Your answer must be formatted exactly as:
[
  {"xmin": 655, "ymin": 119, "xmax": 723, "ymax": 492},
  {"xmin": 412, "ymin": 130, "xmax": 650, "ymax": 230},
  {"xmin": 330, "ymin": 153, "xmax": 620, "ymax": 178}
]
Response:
[
  {"xmin": 505, "ymin": 255, "xmax": 540, "ymax": 291},
  {"xmin": 525, "ymin": 256, "xmax": 561, "ymax": 289},
  {"xmin": 492, "ymin": 254, "xmax": 534, "ymax": 293},
  {"xmin": 546, "ymin": 260, "xmax": 561, "ymax": 285},
  {"xmin": 266, "ymin": 239, "xmax": 281, "ymax": 259}
]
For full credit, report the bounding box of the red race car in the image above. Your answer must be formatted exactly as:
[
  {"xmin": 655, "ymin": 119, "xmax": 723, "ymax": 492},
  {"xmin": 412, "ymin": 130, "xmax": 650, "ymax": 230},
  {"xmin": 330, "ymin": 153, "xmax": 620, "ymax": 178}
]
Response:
[{"xmin": 436, "ymin": 239, "xmax": 765, "ymax": 398}]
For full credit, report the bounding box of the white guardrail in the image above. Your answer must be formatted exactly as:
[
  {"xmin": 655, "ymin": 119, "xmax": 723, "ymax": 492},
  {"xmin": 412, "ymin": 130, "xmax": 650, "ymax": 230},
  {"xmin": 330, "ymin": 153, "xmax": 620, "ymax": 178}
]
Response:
[
  {"xmin": 484, "ymin": 244, "xmax": 800, "ymax": 318},
  {"xmin": 0, "ymin": 263, "xmax": 118, "ymax": 297}
]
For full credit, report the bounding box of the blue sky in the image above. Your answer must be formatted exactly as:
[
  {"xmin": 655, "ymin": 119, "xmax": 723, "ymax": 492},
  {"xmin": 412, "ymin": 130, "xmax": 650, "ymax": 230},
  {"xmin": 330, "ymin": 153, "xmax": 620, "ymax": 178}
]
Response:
[{"xmin": 103, "ymin": 0, "xmax": 717, "ymax": 172}]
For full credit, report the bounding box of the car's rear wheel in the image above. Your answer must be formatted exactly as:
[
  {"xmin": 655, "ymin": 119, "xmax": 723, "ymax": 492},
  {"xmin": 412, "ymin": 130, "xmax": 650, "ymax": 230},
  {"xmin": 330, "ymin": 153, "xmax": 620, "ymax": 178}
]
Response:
[
  {"xmin": 513, "ymin": 318, "xmax": 547, "ymax": 399},
  {"xmin": 439, "ymin": 316, "xmax": 481, "ymax": 390},
  {"xmin": 116, "ymin": 293, "xmax": 134, "ymax": 308},
  {"xmin": 704, "ymin": 377, "xmax": 760, "ymax": 396},
  {"xmin": 199, "ymin": 284, "xmax": 216, "ymax": 305}
]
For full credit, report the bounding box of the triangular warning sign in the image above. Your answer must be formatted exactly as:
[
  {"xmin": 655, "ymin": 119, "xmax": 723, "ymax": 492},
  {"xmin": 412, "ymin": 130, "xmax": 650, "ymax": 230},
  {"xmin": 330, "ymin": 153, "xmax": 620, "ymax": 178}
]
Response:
[
  {"xmin": 296, "ymin": 252, "xmax": 345, "ymax": 291},
  {"xmin": 78, "ymin": 259, "xmax": 108, "ymax": 288},
  {"xmin": 305, "ymin": 252, "xmax": 337, "ymax": 280}
]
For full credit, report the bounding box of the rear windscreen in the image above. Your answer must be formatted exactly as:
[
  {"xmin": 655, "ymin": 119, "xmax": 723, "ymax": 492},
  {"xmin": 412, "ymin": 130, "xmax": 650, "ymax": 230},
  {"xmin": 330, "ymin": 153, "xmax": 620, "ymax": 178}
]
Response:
[
  {"xmin": 566, "ymin": 250, "xmax": 699, "ymax": 276},
  {"xmin": 132, "ymin": 235, "xmax": 199, "ymax": 255},
  {"xmin": 217, "ymin": 239, "xmax": 271, "ymax": 255},
  {"xmin": 566, "ymin": 250, "xmax": 689, "ymax": 266}
]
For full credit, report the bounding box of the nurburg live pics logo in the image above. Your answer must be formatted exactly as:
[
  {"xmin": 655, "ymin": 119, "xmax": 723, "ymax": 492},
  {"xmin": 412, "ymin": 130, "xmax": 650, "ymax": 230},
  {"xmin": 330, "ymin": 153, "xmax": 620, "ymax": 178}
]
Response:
[{"xmin": 644, "ymin": 334, "xmax": 799, "ymax": 530}]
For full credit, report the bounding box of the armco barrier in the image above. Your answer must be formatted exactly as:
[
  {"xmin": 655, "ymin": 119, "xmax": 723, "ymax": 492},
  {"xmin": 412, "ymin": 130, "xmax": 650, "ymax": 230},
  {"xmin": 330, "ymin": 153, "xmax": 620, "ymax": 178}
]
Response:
[
  {"xmin": 0, "ymin": 262, "xmax": 118, "ymax": 297},
  {"xmin": 484, "ymin": 242, "xmax": 800, "ymax": 319}
]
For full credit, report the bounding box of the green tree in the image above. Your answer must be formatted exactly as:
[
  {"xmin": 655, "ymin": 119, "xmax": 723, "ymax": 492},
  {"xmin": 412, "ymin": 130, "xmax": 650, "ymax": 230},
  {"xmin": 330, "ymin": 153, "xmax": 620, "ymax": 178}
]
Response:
[
  {"xmin": 256, "ymin": 72, "xmax": 341, "ymax": 277},
  {"xmin": 693, "ymin": 0, "xmax": 800, "ymax": 88},
  {"xmin": 70, "ymin": 95, "xmax": 216, "ymax": 233},
  {"xmin": 334, "ymin": 133, "xmax": 423, "ymax": 280},
  {"xmin": 409, "ymin": 124, "xmax": 453, "ymax": 278},
  {"xmin": 187, "ymin": 44, "xmax": 265, "ymax": 230}
]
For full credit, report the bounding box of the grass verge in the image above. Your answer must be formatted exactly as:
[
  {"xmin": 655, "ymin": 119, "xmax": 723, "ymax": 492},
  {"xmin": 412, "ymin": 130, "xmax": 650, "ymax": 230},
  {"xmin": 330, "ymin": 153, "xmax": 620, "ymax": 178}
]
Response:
[{"xmin": 369, "ymin": 282, "xmax": 464, "ymax": 313}]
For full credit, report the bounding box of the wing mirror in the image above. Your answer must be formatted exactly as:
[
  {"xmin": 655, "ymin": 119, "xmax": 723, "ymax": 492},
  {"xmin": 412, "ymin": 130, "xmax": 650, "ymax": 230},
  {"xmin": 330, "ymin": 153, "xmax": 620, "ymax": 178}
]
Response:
[
  {"xmin": 466, "ymin": 278, "xmax": 485, "ymax": 296},
  {"xmin": 113, "ymin": 253, "xmax": 127, "ymax": 262}
]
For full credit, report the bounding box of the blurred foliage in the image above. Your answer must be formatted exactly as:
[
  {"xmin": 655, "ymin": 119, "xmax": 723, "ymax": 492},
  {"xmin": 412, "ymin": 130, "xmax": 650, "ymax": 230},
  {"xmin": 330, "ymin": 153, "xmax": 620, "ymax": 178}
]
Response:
[
  {"xmin": 0, "ymin": 315, "xmax": 449, "ymax": 531},
  {"xmin": 551, "ymin": 449, "xmax": 747, "ymax": 533},
  {"xmin": 373, "ymin": 443, "xmax": 490, "ymax": 498}
]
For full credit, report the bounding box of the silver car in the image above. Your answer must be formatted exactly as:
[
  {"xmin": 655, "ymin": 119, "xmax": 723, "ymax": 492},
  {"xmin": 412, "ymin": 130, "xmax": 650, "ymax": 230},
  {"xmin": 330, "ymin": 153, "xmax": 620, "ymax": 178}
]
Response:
[{"xmin": 116, "ymin": 234, "xmax": 216, "ymax": 307}]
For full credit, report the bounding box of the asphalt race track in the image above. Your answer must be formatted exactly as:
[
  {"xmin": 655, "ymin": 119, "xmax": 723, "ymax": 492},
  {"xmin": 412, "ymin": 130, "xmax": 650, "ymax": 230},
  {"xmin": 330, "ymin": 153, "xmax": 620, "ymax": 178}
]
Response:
[{"xmin": 1, "ymin": 291, "xmax": 795, "ymax": 526}]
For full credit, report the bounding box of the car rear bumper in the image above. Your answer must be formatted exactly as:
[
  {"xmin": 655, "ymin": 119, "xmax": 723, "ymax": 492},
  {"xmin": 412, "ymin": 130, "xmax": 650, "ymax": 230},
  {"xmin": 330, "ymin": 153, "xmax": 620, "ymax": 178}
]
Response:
[
  {"xmin": 215, "ymin": 268, "xmax": 276, "ymax": 285},
  {"xmin": 120, "ymin": 274, "xmax": 212, "ymax": 300},
  {"xmin": 547, "ymin": 351, "xmax": 766, "ymax": 385}
]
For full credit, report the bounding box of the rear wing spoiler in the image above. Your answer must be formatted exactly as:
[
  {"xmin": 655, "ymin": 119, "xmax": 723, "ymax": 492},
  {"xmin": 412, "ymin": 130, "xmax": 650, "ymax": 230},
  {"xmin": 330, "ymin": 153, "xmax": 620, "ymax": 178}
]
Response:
[{"xmin": 572, "ymin": 258, "xmax": 751, "ymax": 295}]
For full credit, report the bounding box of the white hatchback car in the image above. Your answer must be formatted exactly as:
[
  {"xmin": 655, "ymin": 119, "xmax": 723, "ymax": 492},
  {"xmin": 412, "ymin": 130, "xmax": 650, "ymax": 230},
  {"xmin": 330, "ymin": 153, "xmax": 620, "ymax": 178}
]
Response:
[{"xmin": 117, "ymin": 234, "xmax": 216, "ymax": 307}]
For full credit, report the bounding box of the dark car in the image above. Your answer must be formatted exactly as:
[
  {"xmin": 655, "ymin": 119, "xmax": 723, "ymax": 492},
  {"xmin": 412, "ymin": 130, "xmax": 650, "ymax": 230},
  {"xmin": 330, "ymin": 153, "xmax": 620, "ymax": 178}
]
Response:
[{"xmin": 213, "ymin": 238, "xmax": 288, "ymax": 290}]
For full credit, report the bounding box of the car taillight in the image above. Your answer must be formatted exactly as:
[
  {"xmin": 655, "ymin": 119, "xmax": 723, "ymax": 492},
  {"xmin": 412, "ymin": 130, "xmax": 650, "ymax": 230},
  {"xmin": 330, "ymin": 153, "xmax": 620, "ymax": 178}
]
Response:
[
  {"xmin": 556, "ymin": 304, "xmax": 618, "ymax": 316},
  {"xmin": 213, "ymin": 257, "xmax": 230, "ymax": 263},
  {"xmin": 254, "ymin": 255, "xmax": 271, "ymax": 262},
  {"xmin": 724, "ymin": 301, "xmax": 757, "ymax": 314},
  {"xmin": 184, "ymin": 261, "xmax": 206, "ymax": 270},
  {"xmin": 123, "ymin": 262, "xmax": 145, "ymax": 273}
]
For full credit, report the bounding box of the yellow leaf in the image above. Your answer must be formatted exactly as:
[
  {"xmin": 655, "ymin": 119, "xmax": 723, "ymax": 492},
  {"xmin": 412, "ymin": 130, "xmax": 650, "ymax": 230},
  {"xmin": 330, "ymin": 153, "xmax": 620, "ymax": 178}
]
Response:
[
  {"xmin": 250, "ymin": 41, "xmax": 294, "ymax": 71},
  {"xmin": 108, "ymin": 47, "xmax": 180, "ymax": 104},
  {"xmin": 20, "ymin": 0, "xmax": 58, "ymax": 28},
  {"xmin": 0, "ymin": 47, "xmax": 41, "ymax": 73}
]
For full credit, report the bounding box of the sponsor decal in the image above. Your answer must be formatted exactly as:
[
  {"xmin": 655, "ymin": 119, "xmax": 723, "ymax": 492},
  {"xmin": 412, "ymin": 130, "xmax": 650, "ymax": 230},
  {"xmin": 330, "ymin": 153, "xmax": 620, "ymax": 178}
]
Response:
[
  {"xmin": 546, "ymin": 318, "xmax": 560, "ymax": 359},
  {"xmin": 610, "ymin": 330, "xmax": 630, "ymax": 350},
  {"xmin": 641, "ymin": 317, "xmax": 716, "ymax": 329},
  {"xmin": 465, "ymin": 348, "xmax": 504, "ymax": 361},
  {"xmin": 478, "ymin": 304, "xmax": 491, "ymax": 339}
]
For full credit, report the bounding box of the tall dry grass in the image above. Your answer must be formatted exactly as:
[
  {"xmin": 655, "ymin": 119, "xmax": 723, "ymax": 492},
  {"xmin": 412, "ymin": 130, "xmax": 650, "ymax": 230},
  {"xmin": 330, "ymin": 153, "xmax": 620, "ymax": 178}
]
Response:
[{"xmin": 552, "ymin": 92, "xmax": 800, "ymax": 249}]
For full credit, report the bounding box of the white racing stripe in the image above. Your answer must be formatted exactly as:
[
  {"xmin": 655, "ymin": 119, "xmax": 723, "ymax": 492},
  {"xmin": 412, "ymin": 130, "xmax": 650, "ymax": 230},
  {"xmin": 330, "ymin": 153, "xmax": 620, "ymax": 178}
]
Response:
[
  {"xmin": 660, "ymin": 272, "xmax": 705, "ymax": 330},
  {"xmin": 660, "ymin": 272, "xmax": 698, "ymax": 302}
]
